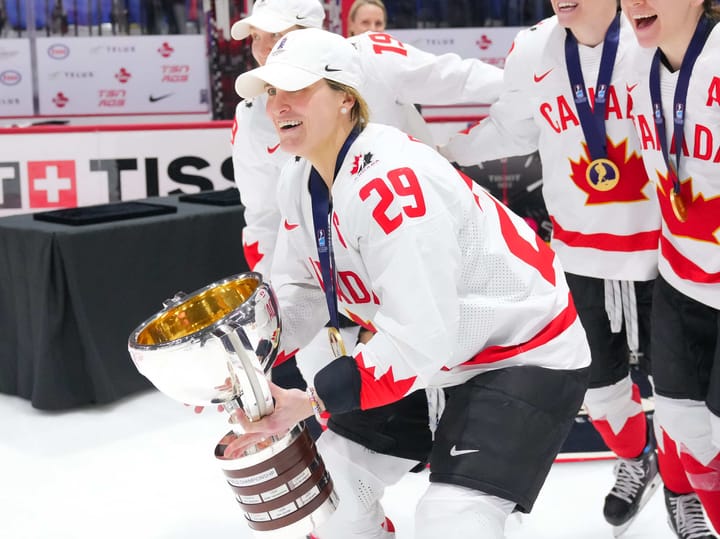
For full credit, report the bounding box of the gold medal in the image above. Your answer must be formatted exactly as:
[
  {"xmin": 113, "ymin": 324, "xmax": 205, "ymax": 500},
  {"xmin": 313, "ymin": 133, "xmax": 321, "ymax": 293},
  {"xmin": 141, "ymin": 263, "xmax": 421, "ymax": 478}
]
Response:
[
  {"xmin": 328, "ymin": 327, "xmax": 347, "ymax": 358},
  {"xmin": 586, "ymin": 158, "xmax": 620, "ymax": 191},
  {"xmin": 670, "ymin": 189, "xmax": 688, "ymax": 222}
]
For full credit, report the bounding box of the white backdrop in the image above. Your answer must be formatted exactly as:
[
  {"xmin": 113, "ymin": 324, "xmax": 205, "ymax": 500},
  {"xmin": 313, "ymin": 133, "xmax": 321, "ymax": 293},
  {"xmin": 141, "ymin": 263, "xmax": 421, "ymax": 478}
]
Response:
[
  {"xmin": 0, "ymin": 39, "xmax": 34, "ymax": 117},
  {"xmin": 0, "ymin": 122, "xmax": 234, "ymax": 217},
  {"xmin": 35, "ymin": 35, "xmax": 210, "ymax": 116}
]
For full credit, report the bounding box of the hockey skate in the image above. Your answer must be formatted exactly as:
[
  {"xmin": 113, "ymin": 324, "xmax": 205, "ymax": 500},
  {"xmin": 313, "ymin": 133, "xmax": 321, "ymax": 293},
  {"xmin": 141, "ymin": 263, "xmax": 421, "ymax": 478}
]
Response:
[
  {"xmin": 603, "ymin": 448, "xmax": 661, "ymax": 536},
  {"xmin": 664, "ymin": 488, "xmax": 718, "ymax": 539}
]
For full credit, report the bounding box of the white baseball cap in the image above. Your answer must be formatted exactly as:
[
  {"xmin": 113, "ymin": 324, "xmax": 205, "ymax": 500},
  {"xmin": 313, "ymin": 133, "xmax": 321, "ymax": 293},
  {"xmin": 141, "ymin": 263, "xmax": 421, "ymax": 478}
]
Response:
[
  {"xmin": 230, "ymin": 0, "xmax": 325, "ymax": 40},
  {"xmin": 234, "ymin": 28, "xmax": 363, "ymax": 99}
]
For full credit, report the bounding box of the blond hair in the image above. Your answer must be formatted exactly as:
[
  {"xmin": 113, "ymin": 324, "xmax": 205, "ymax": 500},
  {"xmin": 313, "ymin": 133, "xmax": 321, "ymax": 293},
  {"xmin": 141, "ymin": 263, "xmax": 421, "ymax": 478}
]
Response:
[
  {"xmin": 327, "ymin": 80, "xmax": 370, "ymax": 129},
  {"xmin": 348, "ymin": 0, "xmax": 387, "ymax": 26}
]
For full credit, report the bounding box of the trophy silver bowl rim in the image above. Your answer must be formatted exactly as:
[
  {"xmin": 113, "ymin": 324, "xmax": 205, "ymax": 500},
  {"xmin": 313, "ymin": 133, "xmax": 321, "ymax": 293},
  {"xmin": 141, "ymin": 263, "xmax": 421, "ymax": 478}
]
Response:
[{"xmin": 127, "ymin": 270, "xmax": 266, "ymax": 352}]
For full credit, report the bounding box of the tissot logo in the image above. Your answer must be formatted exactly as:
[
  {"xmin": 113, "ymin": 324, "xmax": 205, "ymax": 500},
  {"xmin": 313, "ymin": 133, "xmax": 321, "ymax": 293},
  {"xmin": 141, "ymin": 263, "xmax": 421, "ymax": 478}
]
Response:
[
  {"xmin": 48, "ymin": 44, "xmax": 70, "ymax": 59},
  {"xmin": 0, "ymin": 70, "xmax": 21, "ymax": 86},
  {"xmin": 27, "ymin": 160, "xmax": 78, "ymax": 208}
]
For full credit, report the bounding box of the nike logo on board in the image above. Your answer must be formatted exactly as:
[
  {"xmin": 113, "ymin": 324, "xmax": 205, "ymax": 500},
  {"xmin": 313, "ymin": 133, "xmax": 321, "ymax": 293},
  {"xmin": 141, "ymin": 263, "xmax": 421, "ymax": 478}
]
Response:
[
  {"xmin": 283, "ymin": 219, "xmax": 299, "ymax": 230},
  {"xmin": 449, "ymin": 445, "xmax": 480, "ymax": 457},
  {"xmin": 533, "ymin": 69, "xmax": 553, "ymax": 83},
  {"xmin": 626, "ymin": 83, "xmax": 638, "ymax": 92},
  {"xmin": 267, "ymin": 143, "xmax": 280, "ymax": 154},
  {"xmin": 148, "ymin": 93, "xmax": 173, "ymax": 102}
]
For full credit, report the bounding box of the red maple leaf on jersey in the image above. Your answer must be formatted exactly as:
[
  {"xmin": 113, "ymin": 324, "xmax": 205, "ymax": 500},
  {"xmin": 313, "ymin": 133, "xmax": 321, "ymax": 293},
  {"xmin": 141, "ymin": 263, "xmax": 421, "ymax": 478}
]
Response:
[
  {"xmin": 655, "ymin": 170, "xmax": 720, "ymax": 245},
  {"xmin": 242, "ymin": 240, "xmax": 264, "ymax": 270},
  {"xmin": 355, "ymin": 351, "xmax": 417, "ymax": 410},
  {"xmin": 569, "ymin": 138, "xmax": 650, "ymax": 204}
]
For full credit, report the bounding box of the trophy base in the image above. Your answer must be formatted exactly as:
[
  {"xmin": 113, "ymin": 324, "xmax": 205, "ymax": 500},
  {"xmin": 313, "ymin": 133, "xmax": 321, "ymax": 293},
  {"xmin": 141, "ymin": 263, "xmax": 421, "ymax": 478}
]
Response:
[{"xmin": 215, "ymin": 423, "xmax": 338, "ymax": 538}]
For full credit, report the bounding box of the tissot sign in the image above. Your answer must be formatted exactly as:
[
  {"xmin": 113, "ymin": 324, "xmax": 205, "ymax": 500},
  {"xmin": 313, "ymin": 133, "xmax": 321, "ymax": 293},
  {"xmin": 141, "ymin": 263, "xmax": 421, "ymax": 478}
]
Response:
[
  {"xmin": 0, "ymin": 124, "xmax": 234, "ymax": 217},
  {"xmin": 35, "ymin": 35, "xmax": 210, "ymax": 115}
]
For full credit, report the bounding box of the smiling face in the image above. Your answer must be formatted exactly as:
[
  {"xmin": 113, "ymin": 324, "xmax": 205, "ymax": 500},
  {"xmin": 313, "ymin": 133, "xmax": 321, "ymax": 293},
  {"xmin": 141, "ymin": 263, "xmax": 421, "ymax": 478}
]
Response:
[
  {"xmin": 621, "ymin": 0, "xmax": 704, "ymax": 67},
  {"xmin": 265, "ymin": 80, "xmax": 355, "ymax": 167},
  {"xmin": 348, "ymin": 4, "xmax": 386, "ymax": 35},
  {"xmin": 552, "ymin": 0, "xmax": 619, "ymax": 45}
]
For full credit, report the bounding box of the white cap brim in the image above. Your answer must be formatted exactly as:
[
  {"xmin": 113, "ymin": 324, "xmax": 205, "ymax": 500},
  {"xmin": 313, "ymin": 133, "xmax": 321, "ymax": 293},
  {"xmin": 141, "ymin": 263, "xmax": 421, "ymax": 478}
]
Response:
[
  {"xmin": 234, "ymin": 63, "xmax": 323, "ymax": 99},
  {"xmin": 230, "ymin": 12, "xmax": 297, "ymax": 40}
]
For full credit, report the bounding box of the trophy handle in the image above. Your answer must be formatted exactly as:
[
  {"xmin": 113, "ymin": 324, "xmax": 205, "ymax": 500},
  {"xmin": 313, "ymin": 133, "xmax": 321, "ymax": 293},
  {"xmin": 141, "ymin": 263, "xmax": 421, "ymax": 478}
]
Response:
[{"xmin": 219, "ymin": 327, "xmax": 274, "ymax": 422}]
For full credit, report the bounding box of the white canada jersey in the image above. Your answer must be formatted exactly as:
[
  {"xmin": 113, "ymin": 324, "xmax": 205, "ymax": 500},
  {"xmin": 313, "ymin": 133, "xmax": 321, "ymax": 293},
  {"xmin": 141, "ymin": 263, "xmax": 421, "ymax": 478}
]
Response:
[
  {"xmin": 232, "ymin": 31, "xmax": 503, "ymax": 278},
  {"xmin": 349, "ymin": 31, "xmax": 503, "ymax": 146},
  {"xmin": 627, "ymin": 23, "xmax": 720, "ymax": 309},
  {"xmin": 232, "ymin": 94, "xmax": 286, "ymax": 278},
  {"xmin": 271, "ymin": 123, "xmax": 590, "ymax": 409},
  {"xmin": 442, "ymin": 16, "xmax": 660, "ymax": 281}
]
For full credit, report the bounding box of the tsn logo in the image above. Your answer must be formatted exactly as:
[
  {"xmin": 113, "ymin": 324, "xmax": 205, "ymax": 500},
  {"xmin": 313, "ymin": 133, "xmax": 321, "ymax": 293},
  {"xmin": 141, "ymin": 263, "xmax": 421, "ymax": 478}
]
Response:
[{"xmin": 0, "ymin": 156, "xmax": 234, "ymax": 210}]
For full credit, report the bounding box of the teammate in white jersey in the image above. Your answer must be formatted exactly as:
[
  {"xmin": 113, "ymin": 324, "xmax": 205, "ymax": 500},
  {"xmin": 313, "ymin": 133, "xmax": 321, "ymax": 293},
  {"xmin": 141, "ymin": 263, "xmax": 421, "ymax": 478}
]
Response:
[
  {"xmin": 622, "ymin": 0, "xmax": 720, "ymax": 536},
  {"xmin": 227, "ymin": 27, "xmax": 591, "ymax": 539},
  {"xmin": 440, "ymin": 1, "xmax": 665, "ymax": 533}
]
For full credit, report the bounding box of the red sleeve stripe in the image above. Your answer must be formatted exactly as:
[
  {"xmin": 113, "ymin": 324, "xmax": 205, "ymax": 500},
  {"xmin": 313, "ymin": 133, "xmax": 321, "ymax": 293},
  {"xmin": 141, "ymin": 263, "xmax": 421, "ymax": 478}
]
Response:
[
  {"xmin": 661, "ymin": 236, "xmax": 720, "ymax": 284},
  {"xmin": 457, "ymin": 291, "xmax": 578, "ymax": 367},
  {"xmin": 551, "ymin": 217, "xmax": 660, "ymax": 252}
]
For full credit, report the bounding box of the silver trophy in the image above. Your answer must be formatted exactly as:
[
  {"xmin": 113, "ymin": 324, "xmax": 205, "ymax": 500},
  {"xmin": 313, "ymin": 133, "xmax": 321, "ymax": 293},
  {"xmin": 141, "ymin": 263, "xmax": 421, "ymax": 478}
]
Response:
[{"xmin": 128, "ymin": 272, "xmax": 337, "ymax": 538}]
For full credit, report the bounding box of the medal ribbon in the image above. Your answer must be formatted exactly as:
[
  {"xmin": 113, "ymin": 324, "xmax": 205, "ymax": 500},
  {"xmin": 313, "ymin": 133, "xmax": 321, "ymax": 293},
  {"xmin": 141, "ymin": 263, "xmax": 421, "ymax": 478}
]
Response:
[
  {"xmin": 309, "ymin": 128, "xmax": 360, "ymax": 331},
  {"xmin": 564, "ymin": 13, "xmax": 620, "ymax": 161},
  {"xmin": 649, "ymin": 16, "xmax": 714, "ymax": 197}
]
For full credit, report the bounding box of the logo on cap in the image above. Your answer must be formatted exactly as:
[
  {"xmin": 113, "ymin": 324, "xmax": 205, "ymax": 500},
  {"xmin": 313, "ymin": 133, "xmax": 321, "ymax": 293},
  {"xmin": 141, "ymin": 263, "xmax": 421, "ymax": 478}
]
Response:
[{"xmin": 324, "ymin": 65, "xmax": 341, "ymax": 72}]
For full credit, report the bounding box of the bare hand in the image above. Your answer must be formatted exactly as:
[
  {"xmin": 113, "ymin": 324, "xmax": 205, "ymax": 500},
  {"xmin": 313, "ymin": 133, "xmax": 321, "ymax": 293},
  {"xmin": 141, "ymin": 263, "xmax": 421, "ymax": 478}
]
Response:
[{"xmin": 222, "ymin": 381, "xmax": 314, "ymax": 459}]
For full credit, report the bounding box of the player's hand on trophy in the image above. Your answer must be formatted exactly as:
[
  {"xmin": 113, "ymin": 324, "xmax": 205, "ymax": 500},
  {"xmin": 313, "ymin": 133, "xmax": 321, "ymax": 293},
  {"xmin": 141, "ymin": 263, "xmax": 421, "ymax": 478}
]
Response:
[{"xmin": 223, "ymin": 381, "xmax": 315, "ymax": 459}]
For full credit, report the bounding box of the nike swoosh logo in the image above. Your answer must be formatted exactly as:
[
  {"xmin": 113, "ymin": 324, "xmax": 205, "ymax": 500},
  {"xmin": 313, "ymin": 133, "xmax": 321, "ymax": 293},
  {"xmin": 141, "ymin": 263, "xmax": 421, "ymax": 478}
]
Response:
[
  {"xmin": 324, "ymin": 65, "xmax": 342, "ymax": 72},
  {"xmin": 266, "ymin": 143, "xmax": 280, "ymax": 154},
  {"xmin": 148, "ymin": 93, "xmax": 173, "ymax": 102},
  {"xmin": 626, "ymin": 83, "xmax": 638, "ymax": 93},
  {"xmin": 449, "ymin": 445, "xmax": 480, "ymax": 457},
  {"xmin": 296, "ymin": 15, "xmax": 306, "ymax": 20},
  {"xmin": 533, "ymin": 69, "xmax": 553, "ymax": 83},
  {"xmin": 283, "ymin": 219, "xmax": 299, "ymax": 231}
]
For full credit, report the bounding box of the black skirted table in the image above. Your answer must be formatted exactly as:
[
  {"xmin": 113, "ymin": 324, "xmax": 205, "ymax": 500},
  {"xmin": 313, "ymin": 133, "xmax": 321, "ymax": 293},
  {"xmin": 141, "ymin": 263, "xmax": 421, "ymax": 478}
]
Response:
[{"xmin": 0, "ymin": 194, "xmax": 248, "ymax": 410}]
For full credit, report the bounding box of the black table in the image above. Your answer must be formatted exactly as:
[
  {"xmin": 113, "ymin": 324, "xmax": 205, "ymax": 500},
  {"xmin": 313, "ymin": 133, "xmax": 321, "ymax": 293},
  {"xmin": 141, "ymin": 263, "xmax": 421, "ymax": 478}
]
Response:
[{"xmin": 0, "ymin": 195, "xmax": 248, "ymax": 410}]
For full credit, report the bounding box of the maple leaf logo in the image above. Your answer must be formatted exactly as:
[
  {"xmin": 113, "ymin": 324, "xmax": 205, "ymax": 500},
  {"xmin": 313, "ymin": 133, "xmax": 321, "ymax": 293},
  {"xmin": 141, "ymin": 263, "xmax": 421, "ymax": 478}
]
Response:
[
  {"xmin": 242, "ymin": 240, "xmax": 264, "ymax": 270},
  {"xmin": 655, "ymin": 170, "xmax": 720, "ymax": 245},
  {"xmin": 569, "ymin": 138, "xmax": 650, "ymax": 204},
  {"xmin": 355, "ymin": 352, "xmax": 417, "ymax": 409},
  {"xmin": 350, "ymin": 152, "xmax": 374, "ymax": 175}
]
